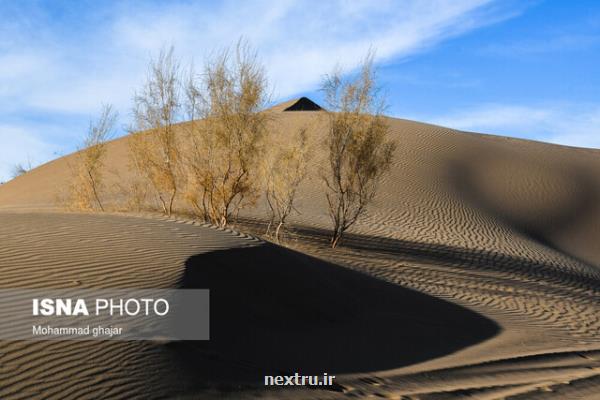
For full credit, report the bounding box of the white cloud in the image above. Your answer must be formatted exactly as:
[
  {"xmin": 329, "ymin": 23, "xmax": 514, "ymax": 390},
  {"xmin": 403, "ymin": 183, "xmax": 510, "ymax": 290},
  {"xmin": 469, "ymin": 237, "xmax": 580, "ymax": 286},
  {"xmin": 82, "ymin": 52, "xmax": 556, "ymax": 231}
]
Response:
[
  {"xmin": 0, "ymin": 0, "xmax": 510, "ymax": 113},
  {"xmin": 0, "ymin": 0, "xmax": 518, "ymax": 181},
  {"xmin": 107, "ymin": 0, "xmax": 507, "ymax": 98},
  {"xmin": 427, "ymin": 103, "xmax": 600, "ymax": 149}
]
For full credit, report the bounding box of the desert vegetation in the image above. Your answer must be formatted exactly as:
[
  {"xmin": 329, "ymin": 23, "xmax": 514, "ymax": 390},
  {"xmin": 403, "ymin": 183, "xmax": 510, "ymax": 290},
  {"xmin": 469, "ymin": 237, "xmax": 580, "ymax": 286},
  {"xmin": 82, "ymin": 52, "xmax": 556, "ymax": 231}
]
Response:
[
  {"xmin": 128, "ymin": 47, "xmax": 182, "ymax": 217},
  {"xmin": 11, "ymin": 161, "xmax": 32, "ymax": 179},
  {"xmin": 67, "ymin": 104, "xmax": 117, "ymax": 211},
  {"xmin": 63, "ymin": 44, "xmax": 393, "ymax": 248},
  {"xmin": 183, "ymin": 42, "xmax": 270, "ymax": 227},
  {"xmin": 264, "ymin": 127, "xmax": 310, "ymax": 242},
  {"xmin": 321, "ymin": 54, "xmax": 396, "ymax": 247}
]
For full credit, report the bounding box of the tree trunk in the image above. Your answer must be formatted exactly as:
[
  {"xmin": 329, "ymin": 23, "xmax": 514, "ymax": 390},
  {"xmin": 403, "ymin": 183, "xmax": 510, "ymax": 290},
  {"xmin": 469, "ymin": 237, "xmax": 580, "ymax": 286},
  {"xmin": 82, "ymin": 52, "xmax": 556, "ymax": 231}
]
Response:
[
  {"xmin": 330, "ymin": 229, "xmax": 342, "ymax": 248},
  {"xmin": 274, "ymin": 221, "xmax": 284, "ymax": 243},
  {"xmin": 87, "ymin": 171, "xmax": 104, "ymax": 212},
  {"xmin": 265, "ymin": 217, "xmax": 274, "ymax": 236},
  {"xmin": 159, "ymin": 196, "xmax": 168, "ymax": 215},
  {"xmin": 167, "ymin": 189, "xmax": 176, "ymax": 217}
]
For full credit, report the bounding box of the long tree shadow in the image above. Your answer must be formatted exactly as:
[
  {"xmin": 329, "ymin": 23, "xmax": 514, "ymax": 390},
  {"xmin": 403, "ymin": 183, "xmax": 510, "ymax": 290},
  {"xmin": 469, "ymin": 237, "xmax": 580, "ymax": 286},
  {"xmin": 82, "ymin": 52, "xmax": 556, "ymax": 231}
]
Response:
[
  {"xmin": 267, "ymin": 222, "xmax": 600, "ymax": 286},
  {"xmin": 172, "ymin": 242, "xmax": 499, "ymax": 383}
]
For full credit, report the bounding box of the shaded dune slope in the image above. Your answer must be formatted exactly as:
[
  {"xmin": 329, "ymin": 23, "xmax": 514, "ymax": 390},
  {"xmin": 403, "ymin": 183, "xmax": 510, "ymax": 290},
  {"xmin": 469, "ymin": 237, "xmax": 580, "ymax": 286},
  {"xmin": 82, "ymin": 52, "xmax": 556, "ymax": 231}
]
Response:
[{"xmin": 179, "ymin": 244, "xmax": 497, "ymax": 378}]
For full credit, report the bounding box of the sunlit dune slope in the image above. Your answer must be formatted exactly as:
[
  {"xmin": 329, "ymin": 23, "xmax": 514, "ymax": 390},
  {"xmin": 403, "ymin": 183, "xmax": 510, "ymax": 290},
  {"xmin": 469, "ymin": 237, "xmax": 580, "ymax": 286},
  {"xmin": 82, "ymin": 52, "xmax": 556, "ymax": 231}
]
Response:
[
  {"xmin": 2, "ymin": 99, "xmax": 600, "ymax": 398},
  {"xmin": 1, "ymin": 98, "xmax": 599, "ymax": 269}
]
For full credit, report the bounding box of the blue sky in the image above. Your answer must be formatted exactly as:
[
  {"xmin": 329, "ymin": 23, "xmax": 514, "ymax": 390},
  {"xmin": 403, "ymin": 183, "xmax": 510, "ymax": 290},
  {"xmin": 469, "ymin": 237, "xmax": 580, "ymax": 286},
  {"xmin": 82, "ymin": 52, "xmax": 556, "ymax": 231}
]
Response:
[{"xmin": 1, "ymin": 0, "xmax": 599, "ymax": 181}]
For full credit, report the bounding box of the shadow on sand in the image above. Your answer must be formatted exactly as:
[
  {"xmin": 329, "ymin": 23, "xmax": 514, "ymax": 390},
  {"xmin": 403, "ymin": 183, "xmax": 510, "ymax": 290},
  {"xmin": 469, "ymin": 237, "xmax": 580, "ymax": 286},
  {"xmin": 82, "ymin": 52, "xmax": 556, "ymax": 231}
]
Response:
[
  {"xmin": 169, "ymin": 242, "xmax": 499, "ymax": 383},
  {"xmin": 447, "ymin": 152, "xmax": 600, "ymax": 268}
]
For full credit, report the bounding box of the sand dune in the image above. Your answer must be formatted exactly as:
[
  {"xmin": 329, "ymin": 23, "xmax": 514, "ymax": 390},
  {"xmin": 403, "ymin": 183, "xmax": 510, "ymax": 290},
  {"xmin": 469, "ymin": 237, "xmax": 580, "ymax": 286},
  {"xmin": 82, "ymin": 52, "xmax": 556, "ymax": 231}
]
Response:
[{"xmin": 2, "ymin": 99, "xmax": 600, "ymax": 398}]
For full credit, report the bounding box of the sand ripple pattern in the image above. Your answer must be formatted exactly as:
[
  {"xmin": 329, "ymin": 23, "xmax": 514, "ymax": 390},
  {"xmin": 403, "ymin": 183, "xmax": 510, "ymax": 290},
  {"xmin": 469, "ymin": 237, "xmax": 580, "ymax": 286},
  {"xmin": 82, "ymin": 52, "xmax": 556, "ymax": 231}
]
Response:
[
  {"xmin": 0, "ymin": 212, "xmax": 259, "ymax": 400},
  {"xmin": 2, "ymin": 112, "xmax": 600, "ymax": 398},
  {"xmin": 283, "ymin": 227, "xmax": 600, "ymax": 398}
]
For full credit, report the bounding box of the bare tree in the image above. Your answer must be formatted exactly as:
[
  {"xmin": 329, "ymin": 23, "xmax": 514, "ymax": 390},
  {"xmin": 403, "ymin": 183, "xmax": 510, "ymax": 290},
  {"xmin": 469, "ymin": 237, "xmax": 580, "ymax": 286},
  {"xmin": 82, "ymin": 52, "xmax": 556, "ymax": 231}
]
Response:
[
  {"xmin": 129, "ymin": 47, "xmax": 181, "ymax": 216},
  {"xmin": 264, "ymin": 128, "xmax": 310, "ymax": 242},
  {"xmin": 322, "ymin": 54, "xmax": 396, "ymax": 248},
  {"xmin": 183, "ymin": 41, "xmax": 270, "ymax": 227},
  {"xmin": 69, "ymin": 104, "xmax": 117, "ymax": 211},
  {"xmin": 11, "ymin": 159, "xmax": 32, "ymax": 178}
]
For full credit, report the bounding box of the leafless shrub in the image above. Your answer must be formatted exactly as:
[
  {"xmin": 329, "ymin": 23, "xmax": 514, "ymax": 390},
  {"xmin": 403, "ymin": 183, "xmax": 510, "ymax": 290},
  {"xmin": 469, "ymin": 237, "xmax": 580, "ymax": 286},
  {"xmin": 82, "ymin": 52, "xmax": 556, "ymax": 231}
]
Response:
[
  {"xmin": 69, "ymin": 104, "xmax": 117, "ymax": 211},
  {"xmin": 264, "ymin": 128, "xmax": 310, "ymax": 242},
  {"xmin": 183, "ymin": 41, "xmax": 270, "ymax": 227},
  {"xmin": 11, "ymin": 162, "xmax": 31, "ymax": 178},
  {"xmin": 129, "ymin": 47, "xmax": 182, "ymax": 216},
  {"xmin": 322, "ymin": 53, "xmax": 396, "ymax": 248}
]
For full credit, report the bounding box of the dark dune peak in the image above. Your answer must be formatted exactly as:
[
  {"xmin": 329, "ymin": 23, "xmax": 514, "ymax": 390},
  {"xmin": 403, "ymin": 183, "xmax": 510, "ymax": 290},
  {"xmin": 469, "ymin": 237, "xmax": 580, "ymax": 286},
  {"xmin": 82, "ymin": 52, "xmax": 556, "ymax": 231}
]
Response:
[{"xmin": 283, "ymin": 96, "xmax": 322, "ymax": 111}]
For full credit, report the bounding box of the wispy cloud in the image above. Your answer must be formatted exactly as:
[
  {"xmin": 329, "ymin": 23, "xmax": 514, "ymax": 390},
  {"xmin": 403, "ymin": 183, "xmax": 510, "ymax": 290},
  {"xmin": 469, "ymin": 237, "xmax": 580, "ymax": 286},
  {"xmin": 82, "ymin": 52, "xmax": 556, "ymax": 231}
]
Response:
[
  {"xmin": 0, "ymin": 0, "xmax": 519, "ymax": 180},
  {"xmin": 427, "ymin": 103, "xmax": 600, "ymax": 148}
]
